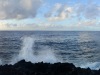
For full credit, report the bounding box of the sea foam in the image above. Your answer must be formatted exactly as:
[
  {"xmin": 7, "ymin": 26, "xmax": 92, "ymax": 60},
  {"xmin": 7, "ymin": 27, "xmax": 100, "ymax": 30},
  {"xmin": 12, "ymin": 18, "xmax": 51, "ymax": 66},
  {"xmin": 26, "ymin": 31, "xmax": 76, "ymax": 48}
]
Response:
[
  {"xmin": 9, "ymin": 36, "xmax": 100, "ymax": 70},
  {"xmin": 0, "ymin": 59, "xmax": 2, "ymax": 65},
  {"xmin": 80, "ymin": 62, "xmax": 100, "ymax": 70},
  {"xmin": 10, "ymin": 36, "xmax": 58, "ymax": 64}
]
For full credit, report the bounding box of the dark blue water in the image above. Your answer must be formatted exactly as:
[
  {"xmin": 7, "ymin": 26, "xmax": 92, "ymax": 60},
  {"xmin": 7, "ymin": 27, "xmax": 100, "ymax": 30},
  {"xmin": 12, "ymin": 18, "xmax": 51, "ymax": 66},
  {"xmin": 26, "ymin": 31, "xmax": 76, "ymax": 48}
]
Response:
[{"xmin": 0, "ymin": 31, "xmax": 100, "ymax": 69}]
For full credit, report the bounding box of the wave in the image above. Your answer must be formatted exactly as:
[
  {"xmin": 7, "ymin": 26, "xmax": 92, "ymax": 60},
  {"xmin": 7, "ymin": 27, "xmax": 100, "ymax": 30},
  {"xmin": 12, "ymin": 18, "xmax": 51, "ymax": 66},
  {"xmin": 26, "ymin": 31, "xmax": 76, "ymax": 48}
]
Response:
[
  {"xmin": 6, "ymin": 36, "xmax": 100, "ymax": 70},
  {"xmin": 10, "ymin": 36, "xmax": 60, "ymax": 64},
  {"xmin": 0, "ymin": 59, "xmax": 2, "ymax": 65},
  {"xmin": 80, "ymin": 62, "xmax": 100, "ymax": 70}
]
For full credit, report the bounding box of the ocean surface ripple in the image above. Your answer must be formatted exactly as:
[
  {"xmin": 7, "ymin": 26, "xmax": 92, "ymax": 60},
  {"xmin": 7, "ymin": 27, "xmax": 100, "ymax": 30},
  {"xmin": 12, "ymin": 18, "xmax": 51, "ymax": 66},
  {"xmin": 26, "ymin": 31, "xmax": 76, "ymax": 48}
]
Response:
[{"xmin": 0, "ymin": 31, "xmax": 100, "ymax": 70}]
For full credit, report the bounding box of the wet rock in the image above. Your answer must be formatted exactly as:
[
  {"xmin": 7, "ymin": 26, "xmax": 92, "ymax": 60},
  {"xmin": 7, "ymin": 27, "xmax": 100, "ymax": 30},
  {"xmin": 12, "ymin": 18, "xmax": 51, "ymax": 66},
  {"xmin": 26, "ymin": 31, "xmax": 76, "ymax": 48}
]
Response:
[{"xmin": 0, "ymin": 60, "xmax": 99, "ymax": 75}]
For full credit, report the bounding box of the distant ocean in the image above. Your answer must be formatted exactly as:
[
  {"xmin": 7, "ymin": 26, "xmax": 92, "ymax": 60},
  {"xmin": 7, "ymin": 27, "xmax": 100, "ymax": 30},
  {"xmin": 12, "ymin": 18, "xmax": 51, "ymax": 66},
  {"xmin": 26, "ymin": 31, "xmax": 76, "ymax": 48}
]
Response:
[{"xmin": 0, "ymin": 31, "xmax": 100, "ymax": 70}]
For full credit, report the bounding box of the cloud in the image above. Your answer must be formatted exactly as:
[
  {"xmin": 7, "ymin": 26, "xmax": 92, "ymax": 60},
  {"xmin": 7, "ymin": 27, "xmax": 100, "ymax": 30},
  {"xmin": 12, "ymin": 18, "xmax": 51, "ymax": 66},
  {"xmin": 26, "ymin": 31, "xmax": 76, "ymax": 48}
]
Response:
[
  {"xmin": 0, "ymin": 0, "xmax": 43, "ymax": 19},
  {"xmin": 0, "ymin": 21, "xmax": 68, "ymax": 30},
  {"xmin": 45, "ymin": 3, "xmax": 62, "ymax": 18},
  {"xmin": 45, "ymin": 3, "xmax": 73, "ymax": 21},
  {"xmin": 78, "ymin": 20, "xmax": 99, "ymax": 26},
  {"xmin": 76, "ymin": 3, "xmax": 100, "ymax": 19},
  {"xmin": 45, "ymin": 1, "xmax": 100, "ymax": 22}
]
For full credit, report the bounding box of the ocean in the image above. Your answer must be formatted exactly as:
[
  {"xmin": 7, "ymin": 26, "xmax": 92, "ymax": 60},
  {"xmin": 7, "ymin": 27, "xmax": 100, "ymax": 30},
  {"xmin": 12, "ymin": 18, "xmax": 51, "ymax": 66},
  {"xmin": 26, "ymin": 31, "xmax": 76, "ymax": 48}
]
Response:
[{"xmin": 0, "ymin": 31, "xmax": 100, "ymax": 70}]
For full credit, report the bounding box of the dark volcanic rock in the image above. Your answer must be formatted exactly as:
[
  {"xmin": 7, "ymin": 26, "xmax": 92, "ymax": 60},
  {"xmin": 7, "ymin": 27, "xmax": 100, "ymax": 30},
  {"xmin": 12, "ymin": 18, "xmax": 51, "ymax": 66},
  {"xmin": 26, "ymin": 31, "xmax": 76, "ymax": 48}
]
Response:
[{"xmin": 0, "ymin": 60, "xmax": 99, "ymax": 75}]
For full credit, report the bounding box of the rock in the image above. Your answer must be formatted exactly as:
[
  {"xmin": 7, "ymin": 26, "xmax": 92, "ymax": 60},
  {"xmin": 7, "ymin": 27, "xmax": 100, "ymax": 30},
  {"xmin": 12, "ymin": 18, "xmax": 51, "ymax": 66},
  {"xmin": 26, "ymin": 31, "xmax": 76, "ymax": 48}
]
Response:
[{"xmin": 0, "ymin": 60, "xmax": 99, "ymax": 75}]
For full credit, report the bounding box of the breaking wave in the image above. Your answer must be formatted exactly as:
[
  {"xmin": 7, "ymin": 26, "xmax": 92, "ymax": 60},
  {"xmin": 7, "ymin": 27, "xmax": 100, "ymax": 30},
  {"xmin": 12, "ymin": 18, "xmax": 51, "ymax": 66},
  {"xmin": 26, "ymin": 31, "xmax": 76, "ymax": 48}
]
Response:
[
  {"xmin": 80, "ymin": 62, "xmax": 100, "ymax": 70},
  {"xmin": 6, "ymin": 36, "xmax": 100, "ymax": 70},
  {"xmin": 10, "ymin": 36, "xmax": 59, "ymax": 64},
  {"xmin": 0, "ymin": 59, "xmax": 2, "ymax": 65}
]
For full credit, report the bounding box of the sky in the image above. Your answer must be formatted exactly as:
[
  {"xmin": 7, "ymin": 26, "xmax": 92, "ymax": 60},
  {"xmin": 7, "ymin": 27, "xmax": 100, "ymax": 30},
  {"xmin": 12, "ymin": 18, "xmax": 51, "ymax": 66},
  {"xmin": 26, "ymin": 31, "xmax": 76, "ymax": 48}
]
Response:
[{"xmin": 0, "ymin": 0, "xmax": 100, "ymax": 31}]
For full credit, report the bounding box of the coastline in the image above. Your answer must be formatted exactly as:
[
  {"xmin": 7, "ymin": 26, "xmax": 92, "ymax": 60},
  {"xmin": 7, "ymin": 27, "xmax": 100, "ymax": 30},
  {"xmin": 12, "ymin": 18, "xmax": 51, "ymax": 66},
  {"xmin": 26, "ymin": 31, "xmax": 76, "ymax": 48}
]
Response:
[{"xmin": 0, "ymin": 60, "xmax": 100, "ymax": 75}]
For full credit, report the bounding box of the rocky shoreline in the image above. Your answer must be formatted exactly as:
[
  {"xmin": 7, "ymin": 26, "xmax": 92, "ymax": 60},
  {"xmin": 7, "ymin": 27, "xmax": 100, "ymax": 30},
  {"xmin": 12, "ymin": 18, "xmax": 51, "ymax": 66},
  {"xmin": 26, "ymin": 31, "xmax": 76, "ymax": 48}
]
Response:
[{"xmin": 0, "ymin": 60, "xmax": 100, "ymax": 75}]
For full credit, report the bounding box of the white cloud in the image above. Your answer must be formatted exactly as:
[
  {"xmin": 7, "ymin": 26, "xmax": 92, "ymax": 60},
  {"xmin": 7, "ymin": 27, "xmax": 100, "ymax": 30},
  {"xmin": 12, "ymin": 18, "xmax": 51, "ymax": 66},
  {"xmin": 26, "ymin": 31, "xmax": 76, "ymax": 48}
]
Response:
[
  {"xmin": 45, "ymin": 3, "xmax": 62, "ymax": 17},
  {"xmin": 78, "ymin": 20, "xmax": 98, "ymax": 26},
  {"xmin": 0, "ymin": 0, "xmax": 43, "ymax": 19},
  {"xmin": 0, "ymin": 21, "xmax": 67, "ymax": 30},
  {"xmin": 45, "ymin": 3, "xmax": 73, "ymax": 21},
  {"xmin": 76, "ymin": 3, "xmax": 100, "ymax": 19},
  {"xmin": 0, "ymin": 0, "xmax": 99, "ymax": 31}
]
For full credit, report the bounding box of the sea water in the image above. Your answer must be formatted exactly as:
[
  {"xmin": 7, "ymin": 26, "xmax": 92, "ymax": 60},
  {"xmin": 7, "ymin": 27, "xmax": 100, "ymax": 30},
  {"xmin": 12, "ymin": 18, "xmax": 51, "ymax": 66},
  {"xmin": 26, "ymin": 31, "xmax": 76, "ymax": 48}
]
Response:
[{"xmin": 0, "ymin": 31, "xmax": 100, "ymax": 70}]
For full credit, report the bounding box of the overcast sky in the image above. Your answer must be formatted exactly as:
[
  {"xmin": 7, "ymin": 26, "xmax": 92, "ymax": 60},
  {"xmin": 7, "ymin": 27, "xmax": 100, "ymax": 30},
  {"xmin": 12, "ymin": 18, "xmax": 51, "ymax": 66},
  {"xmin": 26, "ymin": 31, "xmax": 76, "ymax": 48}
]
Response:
[{"xmin": 0, "ymin": 0, "xmax": 100, "ymax": 31}]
